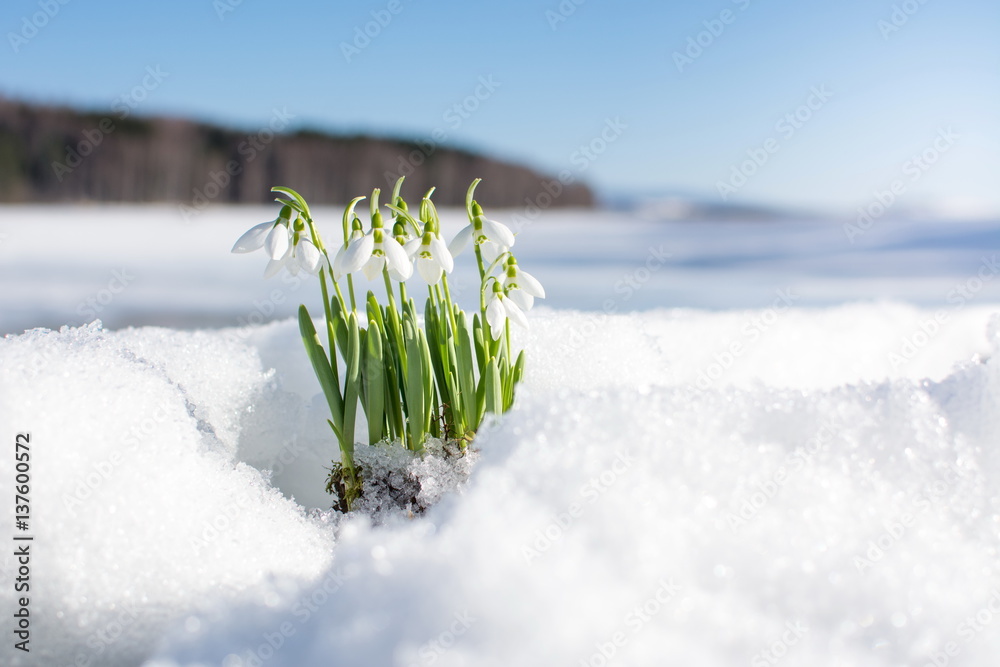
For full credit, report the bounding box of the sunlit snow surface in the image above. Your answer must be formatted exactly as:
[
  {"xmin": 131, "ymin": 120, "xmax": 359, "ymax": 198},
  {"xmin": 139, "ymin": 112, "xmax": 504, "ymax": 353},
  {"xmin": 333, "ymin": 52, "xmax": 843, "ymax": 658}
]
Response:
[{"xmin": 1, "ymin": 206, "xmax": 1000, "ymax": 666}]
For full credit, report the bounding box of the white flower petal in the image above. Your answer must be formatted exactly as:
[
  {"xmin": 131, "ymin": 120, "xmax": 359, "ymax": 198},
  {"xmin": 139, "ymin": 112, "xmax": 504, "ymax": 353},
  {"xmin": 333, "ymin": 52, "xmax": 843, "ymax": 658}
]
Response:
[
  {"xmin": 507, "ymin": 288, "xmax": 534, "ymax": 311},
  {"xmin": 503, "ymin": 296, "xmax": 529, "ymax": 329},
  {"xmin": 265, "ymin": 225, "xmax": 290, "ymax": 260},
  {"xmin": 404, "ymin": 237, "xmax": 422, "ymax": 258},
  {"xmin": 417, "ymin": 257, "xmax": 442, "ymax": 284},
  {"xmin": 481, "ymin": 218, "xmax": 515, "ymax": 248},
  {"xmin": 517, "ymin": 269, "xmax": 546, "ymax": 298},
  {"xmin": 263, "ymin": 255, "xmax": 288, "ymax": 279},
  {"xmin": 341, "ymin": 233, "xmax": 375, "ymax": 275},
  {"xmin": 430, "ymin": 236, "xmax": 454, "ymax": 273},
  {"xmin": 361, "ymin": 255, "xmax": 384, "ymax": 281},
  {"xmin": 332, "ymin": 245, "xmax": 347, "ymax": 279},
  {"xmin": 448, "ymin": 225, "xmax": 473, "ymax": 257},
  {"xmin": 296, "ymin": 239, "xmax": 322, "ymax": 274},
  {"xmin": 232, "ymin": 221, "xmax": 273, "ymax": 253},
  {"xmin": 485, "ymin": 298, "xmax": 506, "ymax": 339},
  {"xmin": 383, "ymin": 237, "xmax": 413, "ymax": 280},
  {"xmin": 480, "ymin": 241, "xmax": 506, "ymax": 264}
]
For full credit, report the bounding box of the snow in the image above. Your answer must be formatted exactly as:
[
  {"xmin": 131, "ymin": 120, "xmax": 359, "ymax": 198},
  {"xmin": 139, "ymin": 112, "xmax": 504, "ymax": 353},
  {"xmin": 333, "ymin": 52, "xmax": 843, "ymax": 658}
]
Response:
[{"xmin": 1, "ymin": 205, "xmax": 999, "ymax": 666}]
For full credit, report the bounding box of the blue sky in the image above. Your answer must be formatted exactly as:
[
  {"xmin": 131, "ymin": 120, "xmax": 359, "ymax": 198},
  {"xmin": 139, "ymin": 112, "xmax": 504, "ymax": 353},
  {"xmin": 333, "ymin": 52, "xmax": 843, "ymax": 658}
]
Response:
[{"xmin": 2, "ymin": 0, "xmax": 998, "ymax": 217}]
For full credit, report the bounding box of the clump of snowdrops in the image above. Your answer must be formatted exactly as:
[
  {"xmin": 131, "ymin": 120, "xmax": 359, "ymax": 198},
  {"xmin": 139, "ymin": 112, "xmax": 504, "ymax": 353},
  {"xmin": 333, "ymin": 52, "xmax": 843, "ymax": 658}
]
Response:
[{"xmin": 232, "ymin": 178, "xmax": 544, "ymax": 510}]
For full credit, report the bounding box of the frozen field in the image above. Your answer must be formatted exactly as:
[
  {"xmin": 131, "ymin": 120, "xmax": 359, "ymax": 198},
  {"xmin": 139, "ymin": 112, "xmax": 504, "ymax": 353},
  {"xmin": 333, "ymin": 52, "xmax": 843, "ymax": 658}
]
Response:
[{"xmin": 1, "ymin": 206, "xmax": 1000, "ymax": 666}]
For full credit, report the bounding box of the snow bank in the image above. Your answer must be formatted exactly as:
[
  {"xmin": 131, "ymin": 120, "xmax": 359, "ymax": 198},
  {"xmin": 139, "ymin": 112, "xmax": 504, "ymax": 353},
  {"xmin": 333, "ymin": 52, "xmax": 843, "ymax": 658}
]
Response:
[
  {"xmin": 0, "ymin": 323, "xmax": 336, "ymax": 667},
  {"xmin": 3, "ymin": 303, "xmax": 998, "ymax": 666}
]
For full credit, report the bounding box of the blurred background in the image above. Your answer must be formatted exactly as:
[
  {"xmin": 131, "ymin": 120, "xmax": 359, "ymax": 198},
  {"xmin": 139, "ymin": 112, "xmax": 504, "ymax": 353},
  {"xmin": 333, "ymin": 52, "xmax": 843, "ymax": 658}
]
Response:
[{"xmin": 1, "ymin": 0, "xmax": 998, "ymax": 333}]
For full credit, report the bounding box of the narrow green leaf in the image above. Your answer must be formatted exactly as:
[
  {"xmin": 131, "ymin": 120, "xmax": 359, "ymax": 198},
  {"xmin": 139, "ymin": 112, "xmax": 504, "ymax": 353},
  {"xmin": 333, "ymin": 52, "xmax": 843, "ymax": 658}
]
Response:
[
  {"xmin": 404, "ymin": 323, "xmax": 426, "ymax": 451},
  {"xmin": 298, "ymin": 305, "xmax": 344, "ymax": 434},
  {"xmin": 483, "ymin": 356, "xmax": 502, "ymax": 416},
  {"xmin": 341, "ymin": 313, "xmax": 362, "ymax": 464},
  {"xmin": 454, "ymin": 311, "xmax": 476, "ymax": 433},
  {"xmin": 364, "ymin": 318, "xmax": 386, "ymax": 444},
  {"xmin": 271, "ymin": 186, "xmax": 310, "ymax": 217}
]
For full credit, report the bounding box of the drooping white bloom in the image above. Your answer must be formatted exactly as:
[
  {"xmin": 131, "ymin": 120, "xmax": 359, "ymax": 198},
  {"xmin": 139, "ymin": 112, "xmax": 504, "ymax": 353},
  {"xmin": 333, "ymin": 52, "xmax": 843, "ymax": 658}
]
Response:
[
  {"xmin": 484, "ymin": 279, "xmax": 528, "ymax": 338},
  {"xmin": 405, "ymin": 231, "xmax": 454, "ymax": 284},
  {"xmin": 341, "ymin": 227, "xmax": 412, "ymax": 281},
  {"xmin": 333, "ymin": 223, "xmax": 365, "ymax": 280},
  {"xmin": 231, "ymin": 206, "xmax": 293, "ymax": 259},
  {"xmin": 449, "ymin": 214, "xmax": 516, "ymax": 258},
  {"xmin": 387, "ymin": 221, "xmax": 416, "ymax": 281},
  {"xmin": 263, "ymin": 228, "xmax": 323, "ymax": 279},
  {"xmin": 502, "ymin": 259, "xmax": 545, "ymax": 311},
  {"xmin": 232, "ymin": 207, "xmax": 321, "ymax": 279}
]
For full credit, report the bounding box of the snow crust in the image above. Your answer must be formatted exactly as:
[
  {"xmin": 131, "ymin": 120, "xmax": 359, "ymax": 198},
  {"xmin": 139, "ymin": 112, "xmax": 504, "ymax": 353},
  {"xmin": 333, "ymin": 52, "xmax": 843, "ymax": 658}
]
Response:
[{"xmin": 2, "ymin": 303, "xmax": 999, "ymax": 666}]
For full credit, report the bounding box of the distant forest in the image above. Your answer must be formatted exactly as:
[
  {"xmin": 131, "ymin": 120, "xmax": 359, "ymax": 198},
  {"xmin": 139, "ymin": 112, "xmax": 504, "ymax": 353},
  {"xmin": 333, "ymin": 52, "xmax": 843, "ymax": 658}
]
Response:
[{"xmin": 0, "ymin": 97, "xmax": 594, "ymax": 211}]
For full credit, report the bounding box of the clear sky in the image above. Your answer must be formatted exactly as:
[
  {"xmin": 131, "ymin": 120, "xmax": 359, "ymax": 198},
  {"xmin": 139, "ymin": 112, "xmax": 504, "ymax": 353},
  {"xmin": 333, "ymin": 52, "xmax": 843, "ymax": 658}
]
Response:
[{"xmin": 1, "ymin": 0, "xmax": 997, "ymax": 218}]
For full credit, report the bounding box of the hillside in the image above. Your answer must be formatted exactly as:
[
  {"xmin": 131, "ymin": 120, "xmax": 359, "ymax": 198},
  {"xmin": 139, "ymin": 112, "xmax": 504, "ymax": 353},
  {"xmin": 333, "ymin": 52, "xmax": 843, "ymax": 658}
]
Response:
[{"xmin": 0, "ymin": 97, "xmax": 594, "ymax": 210}]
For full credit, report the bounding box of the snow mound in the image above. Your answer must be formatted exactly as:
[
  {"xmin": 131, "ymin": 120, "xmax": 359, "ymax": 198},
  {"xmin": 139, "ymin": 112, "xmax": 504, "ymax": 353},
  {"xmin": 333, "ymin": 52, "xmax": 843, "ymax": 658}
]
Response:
[
  {"xmin": 1, "ymin": 304, "xmax": 999, "ymax": 667},
  {"xmin": 0, "ymin": 323, "xmax": 336, "ymax": 667},
  {"xmin": 146, "ymin": 334, "xmax": 1000, "ymax": 666}
]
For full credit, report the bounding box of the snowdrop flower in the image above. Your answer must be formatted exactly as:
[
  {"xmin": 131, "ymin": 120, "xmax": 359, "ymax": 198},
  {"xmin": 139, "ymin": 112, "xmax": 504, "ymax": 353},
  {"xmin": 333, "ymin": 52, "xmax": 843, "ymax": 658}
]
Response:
[
  {"xmin": 387, "ymin": 221, "xmax": 415, "ymax": 281},
  {"xmin": 405, "ymin": 230, "xmax": 454, "ymax": 284},
  {"xmin": 485, "ymin": 279, "xmax": 528, "ymax": 339},
  {"xmin": 332, "ymin": 215, "xmax": 364, "ymax": 280},
  {"xmin": 231, "ymin": 205, "xmax": 293, "ymax": 260},
  {"xmin": 263, "ymin": 218, "xmax": 323, "ymax": 279},
  {"xmin": 501, "ymin": 256, "xmax": 545, "ymax": 311},
  {"xmin": 339, "ymin": 211, "xmax": 412, "ymax": 281},
  {"xmin": 450, "ymin": 204, "xmax": 516, "ymax": 258}
]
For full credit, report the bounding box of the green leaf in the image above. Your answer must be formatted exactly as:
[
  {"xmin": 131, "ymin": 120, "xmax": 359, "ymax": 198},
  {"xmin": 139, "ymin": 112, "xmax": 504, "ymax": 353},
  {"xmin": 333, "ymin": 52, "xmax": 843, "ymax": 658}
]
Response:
[
  {"xmin": 271, "ymin": 187, "xmax": 310, "ymax": 217},
  {"xmin": 364, "ymin": 318, "xmax": 386, "ymax": 445},
  {"xmin": 473, "ymin": 313, "xmax": 486, "ymax": 371},
  {"xmin": 341, "ymin": 313, "xmax": 362, "ymax": 464},
  {"xmin": 330, "ymin": 295, "xmax": 350, "ymax": 359},
  {"xmin": 483, "ymin": 356, "xmax": 502, "ymax": 416},
  {"xmin": 454, "ymin": 311, "xmax": 477, "ymax": 432},
  {"xmin": 404, "ymin": 323, "xmax": 427, "ymax": 451},
  {"xmin": 391, "ymin": 175, "xmax": 405, "ymax": 207},
  {"xmin": 298, "ymin": 305, "xmax": 344, "ymax": 435},
  {"xmin": 466, "ymin": 178, "xmax": 482, "ymax": 213}
]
